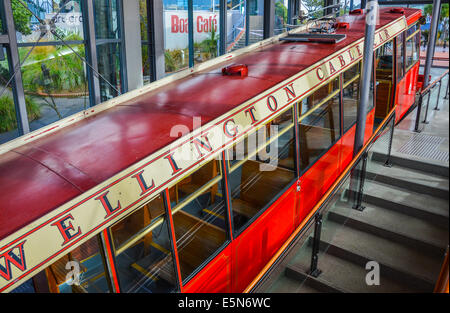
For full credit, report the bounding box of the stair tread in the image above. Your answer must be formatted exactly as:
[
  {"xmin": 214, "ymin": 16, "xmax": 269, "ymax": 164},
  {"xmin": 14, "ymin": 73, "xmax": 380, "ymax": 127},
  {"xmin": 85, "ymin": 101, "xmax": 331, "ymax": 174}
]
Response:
[
  {"xmin": 331, "ymin": 203, "xmax": 449, "ymax": 249},
  {"xmin": 265, "ymin": 274, "xmax": 320, "ymax": 293},
  {"xmin": 287, "ymin": 240, "xmax": 421, "ymax": 292},
  {"xmin": 367, "ymin": 160, "xmax": 449, "ymax": 191},
  {"xmin": 363, "ymin": 180, "xmax": 449, "ymax": 217},
  {"xmin": 321, "ymin": 220, "xmax": 443, "ymax": 283}
]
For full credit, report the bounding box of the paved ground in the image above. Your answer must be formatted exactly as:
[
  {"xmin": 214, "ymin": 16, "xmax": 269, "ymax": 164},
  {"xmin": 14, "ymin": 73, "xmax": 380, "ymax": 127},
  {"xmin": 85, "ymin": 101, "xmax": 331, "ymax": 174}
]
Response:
[{"xmin": 392, "ymin": 66, "xmax": 449, "ymax": 166}]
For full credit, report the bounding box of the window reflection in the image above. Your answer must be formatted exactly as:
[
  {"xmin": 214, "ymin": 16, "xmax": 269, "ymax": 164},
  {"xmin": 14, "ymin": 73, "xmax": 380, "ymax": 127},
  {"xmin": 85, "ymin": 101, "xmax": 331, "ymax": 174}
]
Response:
[
  {"xmin": 112, "ymin": 195, "xmax": 178, "ymax": 293},
  {"xmin": 169, "ymin": 159, "xmax": 227, "ymax": 281},
  {"xmin": 298, "ymin": 77, "xmax": 339, "ymax": 117},
  {"xmin": 228, "ymin": 114, "xmax": 296, "ymax": 234},
  {"xmin": 299, "ymin": 94, "xmax": 340, "ymax": 172}
]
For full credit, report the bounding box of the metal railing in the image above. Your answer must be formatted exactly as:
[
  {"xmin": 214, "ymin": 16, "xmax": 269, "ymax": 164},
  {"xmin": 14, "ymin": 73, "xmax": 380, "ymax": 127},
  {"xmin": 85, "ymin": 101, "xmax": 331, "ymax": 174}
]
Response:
[
  {"xmin": 414, "ymin": 69, "xmax": 450, "ymax": 132},
  {"xmin": 244, "ymin": 108, "xmax": 397, "ymax": 293}
]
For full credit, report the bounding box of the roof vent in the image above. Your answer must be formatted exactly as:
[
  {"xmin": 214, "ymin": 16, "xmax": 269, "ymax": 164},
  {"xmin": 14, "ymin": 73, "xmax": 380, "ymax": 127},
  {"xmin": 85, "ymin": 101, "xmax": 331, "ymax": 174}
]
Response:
[
  {"xmin": 334, "ymin": 22, "xmax": 349, "ymax": 29},
  {"xmin": 280, "ymin": 33, "xmax": 347, "ymax": 44},
  {"xmin": 349, "ymin": 9, "xmax": 363, "ymax": 15},
  {"xmin": 222, "ymin": 64, "xmax": 248, "ymax": 77},
  {"xmin": 390, "ymin": 8, "xmax": 405, "ymax": 14}
]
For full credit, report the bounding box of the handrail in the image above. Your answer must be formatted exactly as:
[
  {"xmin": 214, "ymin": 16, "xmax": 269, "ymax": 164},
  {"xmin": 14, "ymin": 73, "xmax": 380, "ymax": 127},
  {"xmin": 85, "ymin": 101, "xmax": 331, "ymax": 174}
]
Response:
[
  {"xmin": 415, "ymin": 69, "xmax": 449, "ymax": 132},
  {"xmin": 243, "ymin": 107, "xmax": 397, "ymax": 293},
  {"xmin": 421, "ymin": 69, "xmax": 449, "ymax": 95},
  {"xmin": 434, "ymin": 246, "xmax": 449, "ymax": 293}
]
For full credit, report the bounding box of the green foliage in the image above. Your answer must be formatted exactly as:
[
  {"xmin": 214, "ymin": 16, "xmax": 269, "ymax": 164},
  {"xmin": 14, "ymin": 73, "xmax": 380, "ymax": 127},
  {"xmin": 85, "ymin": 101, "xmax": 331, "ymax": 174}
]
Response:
[
  {"xmin": 20, "ymin": 33, "xmax": 86, "ymax": 94},
  {"xmin": 424, "ymin": 3, "xmax": 449, "ymax": 21},
  {"xmin": 0, "ymin": 0, "xmax": 33, "ymax": 35},
  {"xmin": 275, "ymin": 1, "xmax": 288, "ymax": 22},
  {"xmin": 165, "ymin": 49, "xmax": 189, "ymax": 73},
  {"xmin": 0, "ymin": 95, "xmax": 41, "ymax": 132}
]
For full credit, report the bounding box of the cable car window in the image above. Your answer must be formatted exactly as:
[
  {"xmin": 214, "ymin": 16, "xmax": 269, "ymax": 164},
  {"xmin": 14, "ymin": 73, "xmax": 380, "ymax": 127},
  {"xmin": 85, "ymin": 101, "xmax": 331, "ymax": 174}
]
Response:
[
  {"xmin": 342, "ymin": 77, "xmax": 360, "ymax": 132},
  {"xmin": 169, "ymin": 159, "xmax": 227, "ymax": 282},
  {"xmin": 406, "ymin": 28, "xmax": 420, "ymax": 70},
  {"xmin": 298, "ymin": 92, "xmax": 340, "ymax": 172},
  {"xmin": 228, "ymin": 109, "xmax": 293, "ymax": 169},
  {"xmin": 40, "ymin": 236, "xmax": 112, "ymax": 293},
  {"xmin": 375, "ymin": 40, "xmax": 394, "ymax": 120},
  {"xmin": 343, "ymin": 62, "xmax": 360, "ymax": 83},
  {"xmin": 169, "ymin": 160, "xmax": 220, "ymax": 206},
  {"xmin": 227, "ymin": 108, "xmax": 296, "ymax": 234},
  {"xmin": 111, "ymin": 195, "xmax": 178, "ymax": 293},
  {"xmin": 396, "ymin": 32, "xmax": 405, "ymax": 80},
  {"xmin": 298, "ymin": 77, "xmax": 339, "ymax": 117}
]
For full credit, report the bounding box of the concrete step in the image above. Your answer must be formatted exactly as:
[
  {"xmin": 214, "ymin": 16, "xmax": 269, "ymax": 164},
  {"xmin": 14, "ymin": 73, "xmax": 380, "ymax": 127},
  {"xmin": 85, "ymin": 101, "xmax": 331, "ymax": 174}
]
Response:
[
  {"xmin": 328, "ymin": 204, "xmax": 448, "ymax": 257},
  {"xmin": 372, "ymin": 152, "xmax": 449, "ymax": 178},
  {"xmin": 322, "ymin": 220, "xmax": 442, "ymax": 287},
  {"xmin": 285, "ymin": 243, "xmax": 420, "ymax": 292},
  {"xmin": 262, "ymin": 273, "xmax": 321, "ymax": 293},
  {"xmin": 365, "ymin": 159, "xmax": 449, "ymax": 199},
  {"xmin": 361, "ymin": 180, "xmax": 449, "ymax": 229}
]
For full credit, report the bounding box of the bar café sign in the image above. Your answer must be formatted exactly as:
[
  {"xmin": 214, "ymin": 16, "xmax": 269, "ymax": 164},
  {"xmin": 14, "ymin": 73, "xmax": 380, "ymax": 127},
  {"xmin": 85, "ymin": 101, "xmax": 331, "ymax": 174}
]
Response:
[
  {"xmin": 164, "ymin": 10, "xmax": 219, "ymax": 50},
  {"xmin": 0, "ymin": 17, "xmax": 406, "ymax": 293}
]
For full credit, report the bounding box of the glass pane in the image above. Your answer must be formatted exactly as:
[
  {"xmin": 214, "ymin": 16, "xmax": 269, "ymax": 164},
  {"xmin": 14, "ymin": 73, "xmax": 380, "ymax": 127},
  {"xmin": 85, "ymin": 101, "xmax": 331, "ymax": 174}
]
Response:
[
  {"xmin": 14, "ymin": 0, "xmax": 84, "ymax": 43},
  {"xmin": 274, "ymin": 0, "xmax": 288, "ymax": 35},
  {"xmin": 229, "ymin": 128, "xmax": 296, "ymax": 234},
  {"xmin": 112, "ymin": 195, "xmax": 177, "ymax": 293},
  {"xmin": 193, "ymin": 0, "xmax": 220, "ymax": 65},
  {"xmin": 299, "ymin": 94, "xmax": 340, "ymax": 172},
  {"xmin": 0, "ymin": 47, "xmax": 20, "ymax": 144},
  {"xmin": 397, "ymin": 33, "xmax": 405, "ymax": 80},
  {"xmin": 169, "ymin": 159, "xmax": 221, "ymax": 206},
  {"xmin": 375, "ymin": 41, "xmax": 393, "ymax": 121},
  {"xmin": 248, "ymin": 0, "xmax": 263, "ymax": 45},
  {"xmin": 343, "ymin": 62, "xmax": 360, "ymax": 84},
  {"xmin": 18, "ymin": 44, "xmax": 90, "ymax": 131},
  {"xmin": 171, "ymin": 165, "xmax": 228, "ymax": 281},
  {"xmin": 414, "ymin": 31, "xmax": 420, "ymax": 64},
  {"xmin": 343, "ymin": 78, "xmax": 360, "ymax": 131},
  {"xmin": 95, "ymin": 0, "xmax": 120, "ymax": 40},
  {"xmin": 44, "ymin": 236, "xmax": 111, "ymax": 293},
  {"xmin": 140, "ymin": 0, "xmax": 151, "ymax": 85},
  {"xmin": 227, "ymin": 0, "xmax": 246, "ymax": 52},
  {"xmin": 298, "ymin": 77, "xmax": 339, "ymax": 118},
  {"xmin": 164, "ymin": 0, "xmax": 189, "ymax": 73},
  {"xmin": 9, "ymin": 279, "xmax": 35, "ymax": 293},
  {"xmin": 111, "ymin": 195, "xmax": 166, "ymax": 250},
  {"xmin": 96, "ymin": 42, "xmax": 122, "ymax": 101},
  {"xmin": 406, "ymin": 38, "xmax": 413, "ymax": 69}
]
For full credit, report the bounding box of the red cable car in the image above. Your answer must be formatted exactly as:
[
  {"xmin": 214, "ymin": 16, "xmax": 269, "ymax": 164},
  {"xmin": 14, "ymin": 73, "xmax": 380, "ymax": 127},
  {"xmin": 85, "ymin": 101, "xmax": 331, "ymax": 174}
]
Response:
[{"xmin": 0, "ymin": 7, "xmax": 422, "ymax": 293}]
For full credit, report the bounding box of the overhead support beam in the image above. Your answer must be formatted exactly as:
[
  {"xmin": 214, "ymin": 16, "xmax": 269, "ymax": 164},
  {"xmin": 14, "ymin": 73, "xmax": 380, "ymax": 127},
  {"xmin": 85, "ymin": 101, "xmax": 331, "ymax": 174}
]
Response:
[
  {"xmin": 353, "ymin": 0, "xmax": 378, "ymax": 156},
  {"xmin": 263, "ymin": 0, "xmax": 275, "ymax": 39},
  {"xmin": 219, "ymin": 0, "xmax": 227, "ymax": 55},
  {"xmin": 423, "ymin": 0, "xmax": 441, "ymax": 88}
]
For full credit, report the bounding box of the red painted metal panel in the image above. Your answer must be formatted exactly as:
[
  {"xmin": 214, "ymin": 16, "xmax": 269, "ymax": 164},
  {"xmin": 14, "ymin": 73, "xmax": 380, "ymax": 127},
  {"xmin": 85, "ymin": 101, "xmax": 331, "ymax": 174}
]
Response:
[
  {"xmin": 183, "ymin": 244, "xmax": 233, "ymax": 293},
  {"xmin": 232, "ymin": 184, "xmax": 297, "ymax": 292}
]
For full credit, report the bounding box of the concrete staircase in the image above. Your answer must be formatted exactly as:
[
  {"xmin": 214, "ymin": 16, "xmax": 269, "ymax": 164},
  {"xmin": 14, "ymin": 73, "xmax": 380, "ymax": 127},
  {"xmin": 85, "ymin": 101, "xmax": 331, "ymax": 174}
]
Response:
[{"xmin": 262, "ymin": 154, "xmax": 449, "ymax": 293}]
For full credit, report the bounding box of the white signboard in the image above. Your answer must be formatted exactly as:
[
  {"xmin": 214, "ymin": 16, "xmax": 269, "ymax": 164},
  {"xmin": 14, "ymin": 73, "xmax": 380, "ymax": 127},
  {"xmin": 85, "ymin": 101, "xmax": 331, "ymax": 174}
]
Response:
[{"xmin": 164, "ymin": 10, "xmax": 219, "ymax": 50}]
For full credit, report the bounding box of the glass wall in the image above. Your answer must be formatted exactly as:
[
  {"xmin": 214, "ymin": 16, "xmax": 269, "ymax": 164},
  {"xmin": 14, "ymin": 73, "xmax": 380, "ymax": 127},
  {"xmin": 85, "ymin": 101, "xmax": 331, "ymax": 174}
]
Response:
[
  {"xmin": 94, "ymin": 0, "xmax": 125, "ymax": 101},
  {"xmin": 11, "ymin": 0, "xmax": 89, "ymax": 132},
  {"xmin": 227, "ymin": 0, "xmax": 246, "ymax": 52},
  {"xmin": 274, "ymin": 0, "xmax": 288, "ymax": 35},
  {"xmin": 248, "ymin": 0, "xmax": 264, "ymax": 45},
  {"xmin": 193, "ymin": 0, "xmax": 220, "ymax": 65},
  {"xmin": 163, "ymin": 0, "xmax": 189, "ymax": 73},
  {"xmin": 140, "ymin": 0, "xmax": 152, "ymax": 85}
]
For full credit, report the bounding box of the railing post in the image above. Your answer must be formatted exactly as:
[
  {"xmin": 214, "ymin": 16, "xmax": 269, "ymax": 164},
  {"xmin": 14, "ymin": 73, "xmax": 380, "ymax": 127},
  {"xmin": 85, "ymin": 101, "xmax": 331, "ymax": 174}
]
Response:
[
  {"xmin": 384, "ymin": 114, "xmax": 395, "ymax": 168},
  {"xmin": 414, "ymin": 93, "xmax": 423, "ymax": 133},
  {"xmin": 309, "ymin": 213, "xmax": 323, "ymax": 278},
  {"xmin": 352, "ymin": 152, "xmax": 368, "ymax": 212},
  {"xmin": 422, "ymin": 90, "xmax": 431, "ymax": 124},
  {"xmin": 434, "ymin": 81, "xmax": 442, "ymax": 111}
]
